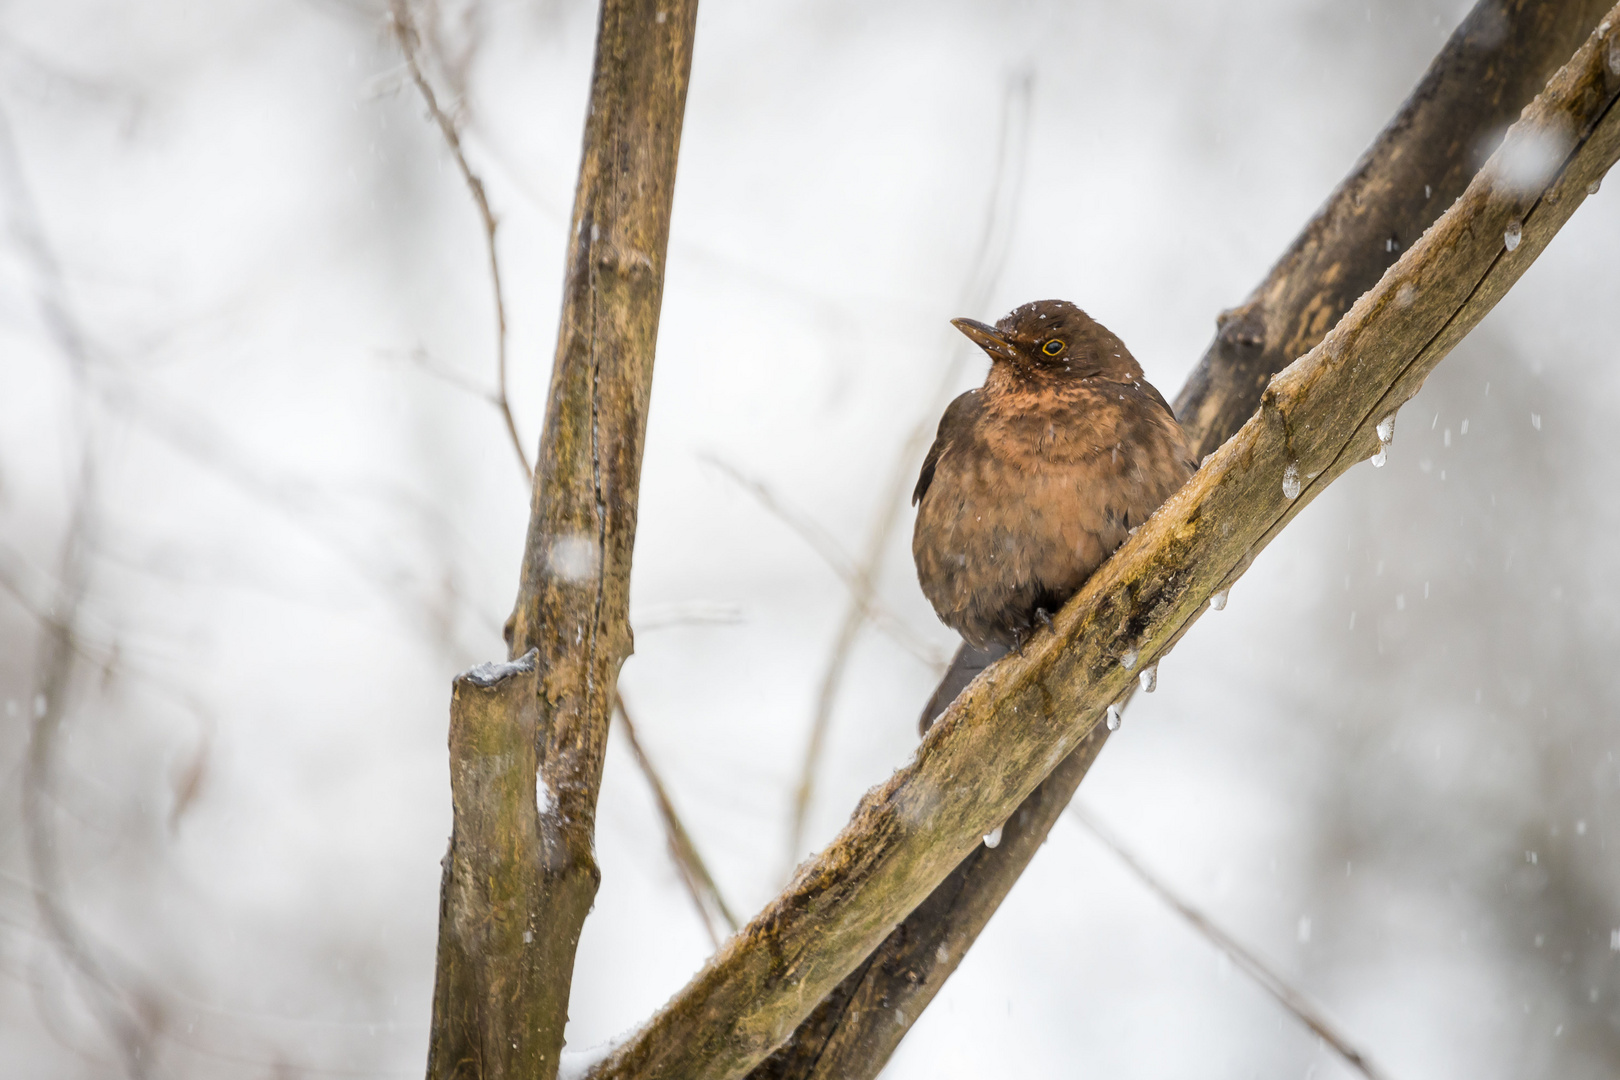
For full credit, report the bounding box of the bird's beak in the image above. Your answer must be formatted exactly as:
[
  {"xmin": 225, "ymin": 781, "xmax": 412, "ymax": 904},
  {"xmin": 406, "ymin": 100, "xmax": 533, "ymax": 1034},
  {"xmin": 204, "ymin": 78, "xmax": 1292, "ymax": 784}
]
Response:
[{"xmin": 951, "ymin": 317, "xmax": 1022, "ymax": 363}]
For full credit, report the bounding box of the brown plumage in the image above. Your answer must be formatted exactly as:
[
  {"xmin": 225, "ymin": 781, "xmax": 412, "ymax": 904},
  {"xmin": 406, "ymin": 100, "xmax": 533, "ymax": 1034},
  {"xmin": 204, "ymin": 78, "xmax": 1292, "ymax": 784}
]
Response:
[{"xmin": 912, "ymin": 299, "xmax": 1195, "ymax": 728}]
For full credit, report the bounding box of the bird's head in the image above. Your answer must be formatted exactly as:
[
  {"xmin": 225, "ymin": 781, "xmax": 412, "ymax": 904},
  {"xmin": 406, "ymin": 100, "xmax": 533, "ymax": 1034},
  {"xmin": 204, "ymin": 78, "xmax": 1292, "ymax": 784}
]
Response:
[{"xmin": 951, "ymin": 299, "xmax": 1142, "ymax": 382}]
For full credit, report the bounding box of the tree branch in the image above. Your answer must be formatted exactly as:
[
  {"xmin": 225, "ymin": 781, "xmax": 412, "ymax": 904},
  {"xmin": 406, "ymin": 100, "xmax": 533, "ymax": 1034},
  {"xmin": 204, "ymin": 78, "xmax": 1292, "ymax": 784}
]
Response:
[
  {"xmin": 425, "ymin": 1, "xmax": 700, "ymax": 1076},
  {"xmin": 1068, "ymin": 806, "xmax": 1392, "ymax": 1080},
  {"xmin": 748, "ymin": 2, "xmax": 1620, "ymax": 1076},
  {"xmin": 0, "ymin": 93, "xmax": 157, "ymax": 1079},
  {"xmin": 702, "ymin": 456, "xmax": 944, "ymax": 672},
  {"xmin": 588, "ymin": 12, "xmax": 1620, "ymax": 1077},
  {"xmin": 616, "ymin": 694, "xmax": 738, "ymax": 948},
  {"xmin": 426, "ymin": 653, "xmax": 551, "ymax": 1080},
  {"xmin": 1173, "ymin": 0, "xmax": 1619, "ymax": 458}
]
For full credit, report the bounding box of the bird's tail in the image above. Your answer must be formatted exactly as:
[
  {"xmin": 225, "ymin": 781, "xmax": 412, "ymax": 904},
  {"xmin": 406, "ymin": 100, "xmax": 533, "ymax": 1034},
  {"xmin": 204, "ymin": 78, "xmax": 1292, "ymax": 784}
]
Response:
[{"xmin": 918, "ymin": 641, "xmax": 1011, "ymax": 735}]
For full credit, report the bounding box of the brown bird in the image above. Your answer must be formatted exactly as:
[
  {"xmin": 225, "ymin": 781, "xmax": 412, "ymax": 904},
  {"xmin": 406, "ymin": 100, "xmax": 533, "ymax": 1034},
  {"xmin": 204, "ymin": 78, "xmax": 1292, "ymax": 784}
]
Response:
[{"xmin": 912, "ymin": 299, "xmax": 1196, "ymax": 731}]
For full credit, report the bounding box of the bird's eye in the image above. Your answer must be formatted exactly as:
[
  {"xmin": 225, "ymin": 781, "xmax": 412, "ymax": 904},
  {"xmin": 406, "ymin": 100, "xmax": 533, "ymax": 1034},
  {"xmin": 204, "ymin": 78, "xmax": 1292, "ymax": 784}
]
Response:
[{"xmin": 1042, "ymin": 339, "xmax": 1065, "ymax": 356}]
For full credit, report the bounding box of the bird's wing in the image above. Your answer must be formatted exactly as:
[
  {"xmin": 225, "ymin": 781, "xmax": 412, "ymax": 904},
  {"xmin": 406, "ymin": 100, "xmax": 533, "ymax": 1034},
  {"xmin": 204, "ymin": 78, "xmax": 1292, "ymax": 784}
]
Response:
[
  {"xmin": 912, "ymin": 390, "xmax": 982, "ymax": 506},
  {"xmin": 1138, "ymin": 379, "xmax": 1177, "ymax": 424},
  {"xmin": 1135, "ymin": 379, "xmax": 1199, "ymax": 474}
]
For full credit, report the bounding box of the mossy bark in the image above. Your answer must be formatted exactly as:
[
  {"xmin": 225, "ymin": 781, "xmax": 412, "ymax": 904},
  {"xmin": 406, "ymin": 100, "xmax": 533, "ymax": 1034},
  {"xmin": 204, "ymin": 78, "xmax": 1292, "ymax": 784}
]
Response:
[
  {"xmin": 1174, "ymin": 0, "xmax": 1619, "ymax": 460},
  {"xmin": 427, "ymin": 655, "xmax": 551, "ymax": 1080}
]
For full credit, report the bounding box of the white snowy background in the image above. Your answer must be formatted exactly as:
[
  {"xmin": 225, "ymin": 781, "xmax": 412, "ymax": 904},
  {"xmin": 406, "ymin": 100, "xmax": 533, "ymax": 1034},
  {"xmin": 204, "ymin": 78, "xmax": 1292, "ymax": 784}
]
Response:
[{"xmin": 2, "ymin": 0, "xmax": 1618, "ymax": 1076}]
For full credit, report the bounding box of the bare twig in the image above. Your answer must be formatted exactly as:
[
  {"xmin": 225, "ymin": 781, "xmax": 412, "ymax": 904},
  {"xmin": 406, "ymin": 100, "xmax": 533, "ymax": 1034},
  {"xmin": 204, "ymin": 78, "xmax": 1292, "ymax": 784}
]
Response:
[
  {"xmin": 783, "ymin": 69, "xmax": 1034, "ymax": 865},
  {"xmin": 91, "ymin": 370, "xmax": 494, "ymax": 662},
  {"xmin": 1067, "ymin": 806, "xmax": 1392, "ymax": 1080},
  {"xmin": 702, "ymin": 456, "xmax": 945, "ymax": 671},
  {"xmin": 380, "ymin": 343, "xmax": 510, "ymax": 406},
  {"xmin": 616, "ymin": 695, "xmax": 738, "ymax": 948},
  {"xmin": 0, "ymin": 93, "xmax": 157, "ymax": 1080},
  {"xmin": 20, "ymin": 469, "xmax": 158, "ymax": 1080},
  {"xmin": 389, "ymin": 0, "xmax": 531, "ymax": 482}
]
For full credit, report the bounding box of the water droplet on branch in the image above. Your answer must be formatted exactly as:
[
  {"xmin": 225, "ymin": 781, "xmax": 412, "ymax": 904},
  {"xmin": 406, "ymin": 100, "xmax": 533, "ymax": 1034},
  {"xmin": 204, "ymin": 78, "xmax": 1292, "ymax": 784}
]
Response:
[
  {"xmin": 1371, "ymin": 411, "xmax": 1397, "ymax": 467},
  {"xmin": 1503, "ymin": 220, "xmax": 1522, "ymax": 251},
  {"xmin": 1211, "ymin": 589, "xmax": 1228, "ymax": 611},
  {"xmin": 1281, "ymin": 462, "xmax": 1302, "ymax": 499},
  {"xmin": 1106, "ymin": 704, "xmax": 1122, "ymax": 731},
  {"xmin": 983, "ymin": 825, "xmax": 1003, "ymax": 849},
  {"xmin": 1139, "ymin": 662, "xmax": 1158, "ymax": 693},
  {"xmin": 1120, "ymin": 648, "xmax": 1138, "ymax": 671}
]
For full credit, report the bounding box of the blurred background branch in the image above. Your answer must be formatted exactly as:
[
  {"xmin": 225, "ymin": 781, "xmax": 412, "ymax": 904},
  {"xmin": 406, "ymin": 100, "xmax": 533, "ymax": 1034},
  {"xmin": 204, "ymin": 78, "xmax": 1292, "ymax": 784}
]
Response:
[
  {"xmin": 782, "ymin": 68, "xmax": 1034, "ymax": 871},
  {"xmin": 615, "ymin": 695, "xmax": 737, "ymax": 948},
  {"xmin": 1068, "ymin": 804, "xmax": 1393, "ymax": 1080},
  {"xmin": 390, "ymin": 0, "xmax": 531, "ymax": 482}
]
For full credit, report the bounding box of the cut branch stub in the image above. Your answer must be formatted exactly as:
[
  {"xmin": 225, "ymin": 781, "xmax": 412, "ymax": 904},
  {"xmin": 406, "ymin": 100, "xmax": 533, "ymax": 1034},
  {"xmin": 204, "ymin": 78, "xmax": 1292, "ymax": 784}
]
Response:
[
  {"xmin": 428, "ymin": 652, "xmax": 558, "ymax": 1080},
  {"xmin": 588, "ymin": 12, "xmax": 1620, "ymax": 1079}
]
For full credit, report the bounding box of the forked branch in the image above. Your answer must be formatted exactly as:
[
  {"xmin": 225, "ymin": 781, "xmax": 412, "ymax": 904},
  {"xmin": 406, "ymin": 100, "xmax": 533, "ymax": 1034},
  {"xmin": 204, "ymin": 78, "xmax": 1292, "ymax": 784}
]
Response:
[{"xmin": 425, "ymin": 2, "xmax": 700, "ymax": 1077}]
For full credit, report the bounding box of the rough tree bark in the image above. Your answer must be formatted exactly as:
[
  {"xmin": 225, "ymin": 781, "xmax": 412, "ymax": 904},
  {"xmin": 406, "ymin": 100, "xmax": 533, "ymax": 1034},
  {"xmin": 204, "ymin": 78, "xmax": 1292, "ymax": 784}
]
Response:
[
  {"xmin": 585, "ymin": 10, "xmax": 1620, "ymax": 1079},
  {"xmin": 1175, "ymin": 0, "xmax": 1616, "ymax": 459},
  {"xmin": 750, "ymin": 2, "xmax": 1618, "ymax": 1076},
  {"xmin": 425, "ymin": 2, "xmax": 699, "ymax": 1078}
]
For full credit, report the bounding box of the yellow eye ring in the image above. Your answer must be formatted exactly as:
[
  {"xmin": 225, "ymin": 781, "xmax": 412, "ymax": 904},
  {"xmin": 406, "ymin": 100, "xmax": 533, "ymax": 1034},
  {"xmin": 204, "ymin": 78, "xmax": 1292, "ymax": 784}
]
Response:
[{"xmin": 1041, "ymin": 339, "xmax": 1065, "ymax": 356}]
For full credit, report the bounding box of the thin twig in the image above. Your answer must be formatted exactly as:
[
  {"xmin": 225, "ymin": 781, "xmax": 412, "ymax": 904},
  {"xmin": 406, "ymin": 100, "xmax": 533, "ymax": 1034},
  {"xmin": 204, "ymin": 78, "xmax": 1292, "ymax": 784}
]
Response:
[
  {"xmin": 1068, "ymin": 805, "xmax": 1393, "ymax": 1080},
  {"xmin": 0, "ymin": 94, "xmax": 157, "ymax": 1080},
  {"xmin": 389, "ymin": 0, "xmax": 531, "ymax": 483},
  {"xmin": 20, "ymin": 468, "xmax": 157, "ymax": 1080},
  {"xmin": 615, "ymin": 695, "xmax": 738, "ymax": 948},
  {"xmin": 783, "ymin": 69, "xmax": 1034, "ymax": 866},
  {"xmin": 702, "ymin": 455, "xmax": 945, "ymax": 671},
  {"xmin": 379, "ymin": 343, "xmax": 508, "ymax": 406}
]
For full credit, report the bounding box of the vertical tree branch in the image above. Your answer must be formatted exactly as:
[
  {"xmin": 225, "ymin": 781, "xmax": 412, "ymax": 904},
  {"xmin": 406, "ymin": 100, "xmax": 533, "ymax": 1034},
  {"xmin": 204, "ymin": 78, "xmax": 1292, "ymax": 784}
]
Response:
[
  {"xmin": 427, "ymin": 653, "xmax": 549, "ymax": 1080},
  {"xmin": 1, "ymin": 94, "xmax": 156, "ymax": 1079},
  {"xmin": 425, "ymin": 1, "xmax": 699, "ymax": 1076}
]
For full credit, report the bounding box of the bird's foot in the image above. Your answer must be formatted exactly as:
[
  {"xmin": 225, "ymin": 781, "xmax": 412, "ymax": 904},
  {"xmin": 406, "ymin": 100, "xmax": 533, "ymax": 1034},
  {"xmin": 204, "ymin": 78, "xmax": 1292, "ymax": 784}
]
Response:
[{"xmin": 1034, "ymin": 607, "xmax": 1055, "ymax": 633}]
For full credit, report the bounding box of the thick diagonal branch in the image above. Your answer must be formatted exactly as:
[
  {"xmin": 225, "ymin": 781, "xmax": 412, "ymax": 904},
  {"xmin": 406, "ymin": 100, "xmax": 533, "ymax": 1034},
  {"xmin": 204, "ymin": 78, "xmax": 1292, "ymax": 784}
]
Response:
[
  {"xmin": 1173, "ymin": 0, "xmax": 1618, "ymax": 458},
  {"xmin": 590, "ymin": 13, "xmax": 1620, "ymax": 1078},
  {"xmin": 425, "ymin": 2, "xmax": 699, "ymax": 1078},
  {"xmin": 748, "ymin": 2, "xmax": 1618, "ymax": 1077}
]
